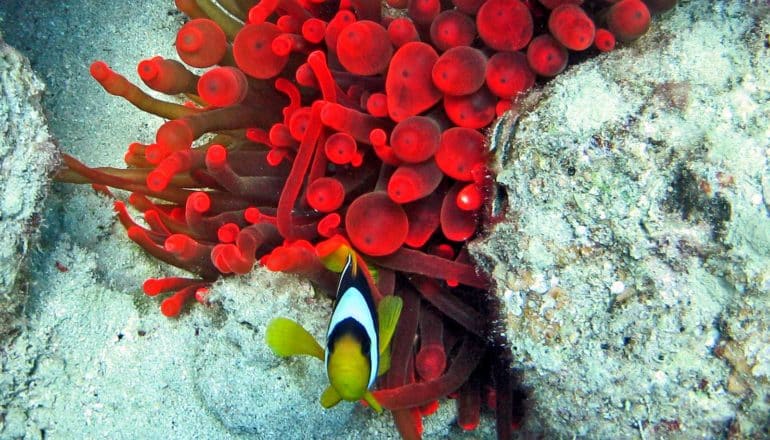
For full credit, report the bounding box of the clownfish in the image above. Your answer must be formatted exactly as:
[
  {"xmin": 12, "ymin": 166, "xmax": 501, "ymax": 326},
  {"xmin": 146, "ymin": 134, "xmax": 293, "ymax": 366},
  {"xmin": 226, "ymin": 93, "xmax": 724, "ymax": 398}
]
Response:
[{"xmin": 266, "ymin": 253, "xmax": 402, "ymax": 412}]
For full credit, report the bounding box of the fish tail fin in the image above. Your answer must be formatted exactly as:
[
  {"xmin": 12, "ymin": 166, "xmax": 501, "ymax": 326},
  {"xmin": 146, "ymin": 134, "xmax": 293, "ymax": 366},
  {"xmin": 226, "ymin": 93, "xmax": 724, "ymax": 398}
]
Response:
[{"xmin": 265, "ymin": 317, "xmax": 324, "ymax": 360}]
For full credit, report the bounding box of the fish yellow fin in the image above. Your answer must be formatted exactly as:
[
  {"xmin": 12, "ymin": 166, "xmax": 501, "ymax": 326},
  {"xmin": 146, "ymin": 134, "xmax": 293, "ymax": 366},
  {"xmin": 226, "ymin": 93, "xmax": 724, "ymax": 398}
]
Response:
[
  {"xmin": 377, "ymin": 295, "xmax": 403, "ymax": 354},
  {"xmin": 265, "ymin": 317, "xmax": 324, "ymax": 360},
  {"xmin": 363, "ymin": 391, "xmax": 383, "ymax": 413},
  {"xmin": 320, "ymin": 385, "xmax": 342, "ymax": 409}
]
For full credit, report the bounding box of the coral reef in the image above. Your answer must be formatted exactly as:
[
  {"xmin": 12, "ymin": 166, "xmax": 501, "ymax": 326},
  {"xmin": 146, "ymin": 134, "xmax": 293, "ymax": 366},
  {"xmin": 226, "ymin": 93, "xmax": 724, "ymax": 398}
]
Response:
[
  {"xmin": 475, "ymin": 0, "xmax": 770, "ymax": 437},
  {"xmin": 0, "ymin": 35, "xmax": 58, "ymax": 343}
]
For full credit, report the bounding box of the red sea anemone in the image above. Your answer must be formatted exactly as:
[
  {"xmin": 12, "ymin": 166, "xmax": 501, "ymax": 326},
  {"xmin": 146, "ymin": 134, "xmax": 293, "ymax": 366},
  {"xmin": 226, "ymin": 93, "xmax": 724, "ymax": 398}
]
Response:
[{"xmin": 57, "ymin": 0, "xmax": 674, "ymax": 438}]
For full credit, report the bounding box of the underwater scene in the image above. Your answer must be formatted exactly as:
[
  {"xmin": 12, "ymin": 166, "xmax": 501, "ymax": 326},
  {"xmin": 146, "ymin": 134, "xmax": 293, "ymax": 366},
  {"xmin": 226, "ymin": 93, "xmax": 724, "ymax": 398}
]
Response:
[{"xmin": 0, "ymin": 0, "xmax": 768, "ymax": 438}]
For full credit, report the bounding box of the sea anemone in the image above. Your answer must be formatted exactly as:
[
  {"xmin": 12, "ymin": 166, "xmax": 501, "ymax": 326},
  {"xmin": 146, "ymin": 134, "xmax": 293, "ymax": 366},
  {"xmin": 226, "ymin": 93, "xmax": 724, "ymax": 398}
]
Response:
[{"xmin": 56, "ymin": 0, "xmax": 674, "ymax": 437}]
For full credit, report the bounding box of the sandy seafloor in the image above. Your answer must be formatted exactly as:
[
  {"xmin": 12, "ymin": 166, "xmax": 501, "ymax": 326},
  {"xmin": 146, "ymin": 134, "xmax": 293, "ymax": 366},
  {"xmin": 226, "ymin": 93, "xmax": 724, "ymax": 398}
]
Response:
[{"xmin": 0, "ymin": 1, "xmax": 491, "ymax": 439}]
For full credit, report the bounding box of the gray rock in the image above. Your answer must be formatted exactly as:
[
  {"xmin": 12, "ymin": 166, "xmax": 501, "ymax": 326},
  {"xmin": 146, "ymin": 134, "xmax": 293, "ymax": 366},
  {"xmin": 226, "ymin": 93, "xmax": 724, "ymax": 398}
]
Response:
[
  {"xmin": 474, "ymin": 1, "xmax": 770, "ymax": 437},
  {"xmin": 0, "ymin": 36, "xmax": 58, "ymax": 343}
]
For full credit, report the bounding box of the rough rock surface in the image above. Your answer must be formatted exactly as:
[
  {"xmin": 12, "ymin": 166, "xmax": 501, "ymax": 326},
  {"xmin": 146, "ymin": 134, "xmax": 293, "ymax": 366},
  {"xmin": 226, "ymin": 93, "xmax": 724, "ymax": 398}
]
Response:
[
  {"xmin": 474, "ymin": 1, "xmax": 770, "ymax": 438},
  {"xmin": 0, "ymin": 35, "xmax": 58, "ymax": 343}
]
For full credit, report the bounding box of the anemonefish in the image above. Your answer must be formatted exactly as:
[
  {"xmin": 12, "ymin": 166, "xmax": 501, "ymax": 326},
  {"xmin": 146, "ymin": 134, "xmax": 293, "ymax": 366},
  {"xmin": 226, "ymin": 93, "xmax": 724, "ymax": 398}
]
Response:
[{"xmin": 266, "ymin": 252, "xmax": 402, "ymax": 412}]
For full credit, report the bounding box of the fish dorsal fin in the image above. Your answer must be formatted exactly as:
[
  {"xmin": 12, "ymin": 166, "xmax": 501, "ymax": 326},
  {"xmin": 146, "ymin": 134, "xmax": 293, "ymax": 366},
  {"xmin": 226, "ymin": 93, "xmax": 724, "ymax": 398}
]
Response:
[
  {"xmin": 266, "ymin": 317, "xmax": 324, "ymax": 360},
  {"xmin": 377, "ymin": 295, "xmax": 403, "ymax": 355},
  {"xmin": 320, "ymin": 385, "xmax": 342, "ymax": 409}
]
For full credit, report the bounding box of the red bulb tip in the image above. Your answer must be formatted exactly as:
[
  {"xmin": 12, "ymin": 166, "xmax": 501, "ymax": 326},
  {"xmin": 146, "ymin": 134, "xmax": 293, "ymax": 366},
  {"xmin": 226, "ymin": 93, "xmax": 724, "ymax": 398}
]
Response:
[
  {"xmin": 189, "ymin": 192, "xmax": 211, "ymax": 213},
  {"xmin": 143, "ymin": 279, "xmax": 162, "ymax": 296},
  {"xmin": 147, "ymin": 169, "xmax": 171, "ymax": 192},
  {"xmin": 205, "ymin": 144, "xmax": 228, "ymax": 169},
  {"xmin": 217, "ymin": 223, "xmax": 241, "ymax": 243}
]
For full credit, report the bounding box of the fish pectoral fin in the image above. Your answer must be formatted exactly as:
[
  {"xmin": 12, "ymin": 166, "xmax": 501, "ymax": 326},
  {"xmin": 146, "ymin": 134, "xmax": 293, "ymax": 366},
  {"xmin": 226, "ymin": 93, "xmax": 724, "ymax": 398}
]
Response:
[
  {"xmin": 363, "ymin": 391, "xmax": 383, "ymax": 413},
  {"xmin": 265, "ymin": 317, "xmax": 324, "ymax": 360},
  {"xmin": 377, "ymin": 295, "xmax": 403, "ymax": 354},
  {"xmin": 377, "ymin": 346, "xmax": 391, "ymax": 377},
  {"xmin": 320, "ymin": 386, "xmax": 342, "ymax": 409}
]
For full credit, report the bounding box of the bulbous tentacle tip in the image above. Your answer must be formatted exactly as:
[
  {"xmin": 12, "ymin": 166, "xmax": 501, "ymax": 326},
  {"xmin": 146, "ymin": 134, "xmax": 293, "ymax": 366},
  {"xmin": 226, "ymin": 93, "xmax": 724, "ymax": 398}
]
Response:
[
  {"xmin": 217, "ymin": 223, "xmax": 241, "ymax": 243},
  {"xmin": 204, "ymin": 144, "xmax": 228, "ymax": 169},
  {"xmin": 346, "ymin": 192, "xmax": 409, "ymax": 256},
  {"xmin": 156, "ymin": 119, "xmax": 194, "ymax": 152},
  {"xmin": 137, "ymin": 58, "xmax": 160, "ymax": 82},
  {"xmin": 607, "ymin": 0, "xmax": 651, "ymax": 42},
  {"xmin": 198, "ymin": 67, "xmax": 249, "ymax": 107},
  {"xmin": 323, "ymin": 133, "xmax": 358, "ymax": 165},
  {"xmin": 456, "ymin": 183, "xmax": 484, "ymax": 211},
  {"xmin": 390, "ymin": 116, "xmax": 441, "ymax": 163},
  {"xmin": 431, "ymin": 46, "xmax": 487, "ymax": 96},
  {"xmin": 436, "ymin": 127, "xmax": 487, "ymax": 181},
  {"xmin": 594, "ymin": 28, "xmax": 617, "ymax": 52},
  {"xmin": 476, "ymin": 0, "xmax": 533, "ymax": 51},
  {"xmin": 233, "ymin": 23, "xmax": 290, "ymax": 79},
  {"xmin": 415, "ymin": 344, "xmax": 447, "ymax": 381},
  {"xmin": 159, "ymin": 285, "xmax": 200, "ymax": 317},
  {"xmin": 526, "ymin": 34, "xmax": 569, "ymax": 77},
  {"xmin": 548, "ymin": 4, "xmax": 595, "ymax": 51},
  {"xmin": 307, "ymin": 177, "xmax": 345, "ymax": 212},
  {"xmin": 187, "ymin": 191, "xmax": 211, "ymax": 214},
  {"xmin": 89, "ymin": 60, "xmax": 111, "ymax": 82},
  {"xmin": 386, "ymin": 42, "xmax": 442, "ymax": 122},
  {"xmin": 176, "ymin": 19, "xmax": 227, "ymax": 68},
  {"xmin": 336, "ymin": 20, "xmax": 393, "ymax": 76},
  {"xmin": 443, "ymin": 87, "xmax": 497, "ymax": 129},
  {"xmin": 430, "ymin": 10, "xmax": 477, "ymax": 52},
  {"xmin": 144, "ymin": 171, "xmax": 164, "ymax": 194},
  {"xmin": 485, "ymin": 51, "xmax": 535, "ymax": 100}
]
